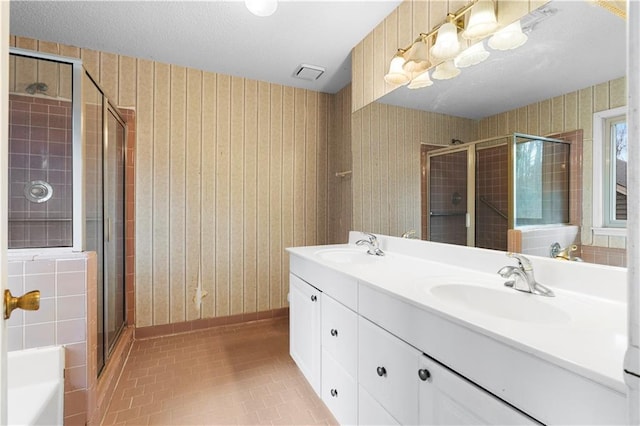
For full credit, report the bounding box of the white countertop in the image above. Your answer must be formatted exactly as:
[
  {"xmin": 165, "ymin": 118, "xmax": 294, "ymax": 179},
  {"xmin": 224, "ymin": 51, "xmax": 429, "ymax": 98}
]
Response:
[{"xmin": 287, "ymin": 235, "xmax": 628, "ymax": 395}]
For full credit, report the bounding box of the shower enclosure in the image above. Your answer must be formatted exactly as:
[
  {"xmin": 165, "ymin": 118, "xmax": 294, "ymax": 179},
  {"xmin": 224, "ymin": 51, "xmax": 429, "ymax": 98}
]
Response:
[
  {"xmin": 8, "ymin": 50, "xmax": 127, "ymax": 374},
  {"xmin": 425, "ymin": 133, "xmax": 570, "ymax": 250}
]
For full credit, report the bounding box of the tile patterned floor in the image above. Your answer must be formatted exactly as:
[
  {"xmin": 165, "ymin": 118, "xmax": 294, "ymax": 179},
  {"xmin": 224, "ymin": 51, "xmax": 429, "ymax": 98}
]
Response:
[{"xmin": 101, "ymin": 317, "xmax": 337, "ymax": 425}]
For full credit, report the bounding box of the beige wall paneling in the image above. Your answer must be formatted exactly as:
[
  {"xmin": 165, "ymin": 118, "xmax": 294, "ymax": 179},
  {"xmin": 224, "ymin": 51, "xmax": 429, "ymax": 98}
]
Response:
[
  {"xmin": 152, "ymin": 62, "xmax": 171, "ymax": 325},
  {"xmin": 610, "ymin": 77, "xmax": 626, "ymax": 108},
  {"xmin": 373, "ymin": 24, "xmax": 387, "ymax": 103},
  {"xmin": 99, "ymin": 52, "xmax": 118, "ymax": 102},
  {"xmin": 230, "ymin": 76, "xmax": 245, "ymax": 315},
  {"xmin": 80, "ymin": 48, "xmax": 100, "ymax": 81},
  {"xmin": 257, "ymin": 81, "xmax": 271, "ymax": 312},
  {"xmin": 9, "ymin": 49, "xmax": 15, "ymax": 92},
  {"xmin": 564, "ymin": 91, "xmax": 579, "ymax": 132},
  {"xmin": 550, "ymin": 95, "xmax": 565, "ymax": 134},
  {"xmin": 397, "ymin": 1, "xmax": 413, "ymax": 58},
  {"xmin": 387, "ymin": 106, "xmax": 399, "ymax": 238},
  {"xmin": 305, "ymin": 92, "xmax": 319, "ymax": 246},
  {"xmin": 215, "ymin": 74, "xmax": 231, "ymax": 317},
  {"xmin": 169, "ymin": 65, "xmax": 187, "ymax": 323},
  {"xmin": 594, "ymin": 82, "xmax": 610, "ymax": 112},
  {"xmin": 496, "ymin": 0, "xmax": 530, "ymax": 28},
  {"xmin": 517, "ymin": 106, "xmax": 528, "ymax": 133},
  {"xmin": 14, "ymin": 37, "xmax": 37, "ymax": 95},
  {"xmin": 281, "ymin": 86, "xmax": 296, "ymax": 306},
  {"xmin": 370, "ymin": 103, "xmax": 382, "ymax": 233},
  {"xmin": 384, "ymin": 9, "xmax": 399, "ymax": 103},
  {"xmin": 243, "ymin": 79, "xmax": 258, "ymax": 315},
  {"xmin": 316, "ymin": 93, "xmax": 329, "ymax": 246},
  {"xmin": 538, "ymin": 99, "xmax": 551, "ymax": 136},
  {"xmin": 186, "ymin": 68, "xmax": 202, "ymax": 321},
  {"xmin": 200, "ymin": 72, "xmax": 217, "ymax": 318},
  {"xmin": 360, "ymin": 102, "xmax": 373, "ymax": 232},
  {"xmin": 118, "ymin": 56, "xmax": 137, "ymax": 108},
  {"xmin": 362, "ymin": 33, "xmax": 375, "ymax": 119},
  {"xmin": 379, "ymin": 103, "xmax": 390, "ymax": 235},
  {"xmin": 36, "ymin": 41, "xmax": 60, "ymax": 98},
  {"xmin": 135, "ymin": 59, "xmax": 154, "ymax": 327},
  {"xmin": 413, "ymin": 1, "xmax": 429, "ymax": 42},
  {"xmin": 396, "ymin": 106, "xmax": 407, "ymax": 234},
  {"xmin": 352, "ymin": 42, "xmax": 364, "ymax": 113},
  {"xmin": 527, "ymin": 103, "xmax": 540, "ymax": 135},
  {"xmin": 293, "ymin": 88, "xmax": 306, "ymax": 247},
  {"xmin": 352, "ymin": 110, "xmax": 363, "ymax": 231},
  {"xmin": 269, "ymin": 85, "xmax": 283, "ymax": 311},
  {"xmin": 59, "ymin": 45, "xmax": 80, "ymax": 100}
]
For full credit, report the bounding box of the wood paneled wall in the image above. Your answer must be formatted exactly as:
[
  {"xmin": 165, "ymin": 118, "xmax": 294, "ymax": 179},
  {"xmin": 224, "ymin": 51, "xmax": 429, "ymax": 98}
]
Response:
[
  {"xmin": 478, "ymin": 76, "xmax": 627, "ymax": 249},
  {"xmin": 351, "ymin": 0, "xmax": 548, "ymax": 112},
  {"xmin": 328, "ymin": 85, "xmax": 353, "ymax": 244},
  {"xmin": 10, "ymin": 36, "xmax": 333, "ymax": 327},
  {"xmin": 351, "ymin": 102, "xmax": 477, "ymax": 237}
]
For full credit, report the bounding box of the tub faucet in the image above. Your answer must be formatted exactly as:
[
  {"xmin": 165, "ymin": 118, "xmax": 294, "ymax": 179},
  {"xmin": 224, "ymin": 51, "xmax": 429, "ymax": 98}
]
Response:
[
  {"xmin": 401, "ymin": 229, "xmax": 417, "ymax": 239},
  {"xmin": 497, "ymin": 253, "xmax": 554, "ymax": 297},
  {"xmin": 356, "ymin": 232, "xmax": 385, "ymax": 256},
  {"xmin": 550, "ymin": 242, "xmax": 583, "ymax": 261}
]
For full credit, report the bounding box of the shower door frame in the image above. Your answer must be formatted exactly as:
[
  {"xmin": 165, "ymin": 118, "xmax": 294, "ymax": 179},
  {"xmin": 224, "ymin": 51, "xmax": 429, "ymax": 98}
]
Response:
[{"xmin": 425, "ymin": 135, "xmax": 511, "ymax": 248}]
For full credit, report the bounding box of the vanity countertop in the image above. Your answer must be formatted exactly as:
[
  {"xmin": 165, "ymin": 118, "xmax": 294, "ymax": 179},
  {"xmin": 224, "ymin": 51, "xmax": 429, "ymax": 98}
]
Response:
[{"xmin": 286, "ymin": 234, "xmax": 628, "ymax": 395}]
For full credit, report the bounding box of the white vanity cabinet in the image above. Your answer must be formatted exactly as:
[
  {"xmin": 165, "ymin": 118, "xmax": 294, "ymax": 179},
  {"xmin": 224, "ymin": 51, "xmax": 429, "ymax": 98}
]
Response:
[
  {"xmin": 418, "ymin": 355, "xmax": 537, "ymax": 425},
  {"xmin": 289, "ymin": 274, "xmax": 321, "ymax": 395},
  {"xmin": 320, "ymin": 293, "xmax": 358, "ymax": 425}
]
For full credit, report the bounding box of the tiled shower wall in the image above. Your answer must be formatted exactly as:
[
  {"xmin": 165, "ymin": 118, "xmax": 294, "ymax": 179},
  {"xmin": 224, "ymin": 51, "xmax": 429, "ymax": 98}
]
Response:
[
  {"xmin": 476, "ymin": 145, "xmax": 508, "ymax": 251},
  {"xmin": 8, "ymin": 94, "xmax": 73, "ymax": 248},
  {"xmin": 7, "ymin": 251, "xmax": 94, "ymax": 425}
]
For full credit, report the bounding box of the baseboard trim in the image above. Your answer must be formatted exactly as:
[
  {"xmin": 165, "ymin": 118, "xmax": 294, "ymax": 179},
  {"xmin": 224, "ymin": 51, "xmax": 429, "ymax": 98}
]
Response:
[{"xmin": 134, "ymin": 307, "xmax": 289, "ymax": 340}]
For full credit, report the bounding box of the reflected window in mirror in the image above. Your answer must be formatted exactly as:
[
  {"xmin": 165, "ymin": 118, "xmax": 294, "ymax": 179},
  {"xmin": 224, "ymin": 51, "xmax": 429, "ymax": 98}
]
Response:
[{"xmin": 593, "ymin": 106, "xmax": 627, "ymax": 234}]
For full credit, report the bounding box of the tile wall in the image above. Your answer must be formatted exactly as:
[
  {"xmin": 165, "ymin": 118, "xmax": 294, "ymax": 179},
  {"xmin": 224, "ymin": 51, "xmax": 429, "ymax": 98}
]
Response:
[
  {"xmin": 476, "ymin": 145, "xmax": 508, "ymax": 251},
  {"xmin": 7, "ymin": 251, "xmax": 93, "ymax": 425},
  {"xmin": 8, "ymin": 94, "xmax": 73, "ymax": 248}
]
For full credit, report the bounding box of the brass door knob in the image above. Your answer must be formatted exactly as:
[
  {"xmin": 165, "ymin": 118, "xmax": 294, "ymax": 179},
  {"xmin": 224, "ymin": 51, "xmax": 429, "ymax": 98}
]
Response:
[{"xmin": 4, "ymin": 289, "xmax": 40, "ymax": 320}]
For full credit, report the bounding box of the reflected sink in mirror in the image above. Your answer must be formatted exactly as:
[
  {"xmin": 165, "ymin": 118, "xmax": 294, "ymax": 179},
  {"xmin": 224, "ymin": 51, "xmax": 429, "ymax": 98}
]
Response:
[
  {"xmin": 430, "ymin": 284, "xmax": 571, "ymax": 324},
  {"xmin": 314, "ymin": 248, "xmax": 381, "ymax": 265}
]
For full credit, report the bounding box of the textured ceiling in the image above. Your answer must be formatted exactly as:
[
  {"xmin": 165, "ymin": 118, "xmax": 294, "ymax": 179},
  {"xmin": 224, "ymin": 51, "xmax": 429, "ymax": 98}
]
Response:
[{"xmin": 9, "ymin": 0, "xmax": 402, "ymax": 94}]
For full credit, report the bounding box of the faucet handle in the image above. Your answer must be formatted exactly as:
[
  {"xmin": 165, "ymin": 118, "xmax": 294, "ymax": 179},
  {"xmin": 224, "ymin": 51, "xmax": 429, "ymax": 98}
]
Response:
[
  {"xmin": 507, "ymin": 252, "xmax": 533, "ymax": 271},
  {"xmin": 361, "ymin": 232, "xmax": 377, "ymax": 242}
]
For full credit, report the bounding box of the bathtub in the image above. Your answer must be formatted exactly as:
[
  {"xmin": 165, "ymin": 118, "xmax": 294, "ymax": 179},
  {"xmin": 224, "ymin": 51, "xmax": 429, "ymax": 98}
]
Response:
[{"xmin": 8, "ymin": 346, "xmax": 65, "ymax": 426}]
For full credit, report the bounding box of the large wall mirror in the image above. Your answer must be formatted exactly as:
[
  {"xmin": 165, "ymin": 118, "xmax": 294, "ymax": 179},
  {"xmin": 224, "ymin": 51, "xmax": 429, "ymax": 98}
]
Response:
[{"xmin": 350, "ymin": 0, "xmax": 627, "ymax": 267}]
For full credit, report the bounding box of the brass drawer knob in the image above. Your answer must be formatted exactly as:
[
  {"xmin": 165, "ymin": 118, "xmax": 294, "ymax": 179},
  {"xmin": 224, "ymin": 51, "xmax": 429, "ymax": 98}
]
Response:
[{"xmin": 4, "ymin": 289, "xmax": 40, "ymax": 319}]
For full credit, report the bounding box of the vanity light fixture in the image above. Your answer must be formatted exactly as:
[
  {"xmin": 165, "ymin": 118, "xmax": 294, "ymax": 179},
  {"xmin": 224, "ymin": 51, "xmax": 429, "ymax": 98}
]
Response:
[
  {"xmin": 488, "ymin": 20, "xmax": 528, "ymax": 50},
  {"xmin": 245, "ymin": 0, "xmax": 278, "ymax": 17},
  {"xmin": 462, "ymin": 0, "xmax": 499, "ymax": 39},
  {"xmin": 407, "ymin": 70, "xmax": 433, "ymax": 89},
  {"xmin": 384, "ymin": 49, "xmax": 411, "ymax": 85},
  {"xmin": 384, "ymin": 0, "xmax": 531, "ymax": 91},
  {"xmin": 455, "ymin": 39, "xmax": 490, "ymax": 68}
]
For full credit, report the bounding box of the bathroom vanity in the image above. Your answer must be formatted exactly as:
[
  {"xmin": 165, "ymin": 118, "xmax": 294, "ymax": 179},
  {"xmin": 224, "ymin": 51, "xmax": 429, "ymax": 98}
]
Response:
[{"xmin": 287, "ymin": 232, "xmax": 627, "ymax": 425}]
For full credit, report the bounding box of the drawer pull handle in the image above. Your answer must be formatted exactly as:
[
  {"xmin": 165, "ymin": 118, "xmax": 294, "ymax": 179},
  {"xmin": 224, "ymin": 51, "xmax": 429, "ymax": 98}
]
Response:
[
  {"xmin": 418, "ymin": 368, "xmax": 431, "ymax": 381},
  {"xmin": 330, "ymin": 329, "xmax": 338, "ymax": 337},
  {"xmin": 311, "ymin": 295, "xmax": 317, "ymax": 302},
  {"xmin": 376, "ymin": 366, "xmax": 387, "ymax": 377},
  {"xmin": 330, "ymin": 388, "xmax": 338, "ymax": 397}
]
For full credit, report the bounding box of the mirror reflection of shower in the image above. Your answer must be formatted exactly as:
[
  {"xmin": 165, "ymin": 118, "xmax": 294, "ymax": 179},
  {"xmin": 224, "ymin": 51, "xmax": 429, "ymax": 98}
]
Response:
[{"xmin": 25, "ymin": 81, "xmax": 49, "ymax": 95}]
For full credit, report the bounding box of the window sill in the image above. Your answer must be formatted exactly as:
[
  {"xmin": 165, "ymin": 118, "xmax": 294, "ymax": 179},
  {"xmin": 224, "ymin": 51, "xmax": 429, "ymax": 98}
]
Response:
[{"xmin": 592, "ymin": 227, "xmax": 627, "ymax": 237}]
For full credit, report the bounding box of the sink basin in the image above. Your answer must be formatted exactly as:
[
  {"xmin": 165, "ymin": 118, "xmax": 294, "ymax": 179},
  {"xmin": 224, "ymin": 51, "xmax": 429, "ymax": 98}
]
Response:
[
  {"xmin": 430, "ymin": 284, "xmax": 571, "ymax": 324},
  {"xmin": 315, "ymin": 248, "xmax": 380, "ymax": 264}
]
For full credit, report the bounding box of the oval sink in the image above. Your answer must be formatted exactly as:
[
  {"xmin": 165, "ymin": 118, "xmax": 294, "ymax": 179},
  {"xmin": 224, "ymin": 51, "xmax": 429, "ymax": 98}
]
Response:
[
  {"xmin": 430, "ymin": 284, "xmax": 571, "ymax": 324},
  {"xmin": 315, "ymin": 248, "xmax": 380, "ymax": 264}
]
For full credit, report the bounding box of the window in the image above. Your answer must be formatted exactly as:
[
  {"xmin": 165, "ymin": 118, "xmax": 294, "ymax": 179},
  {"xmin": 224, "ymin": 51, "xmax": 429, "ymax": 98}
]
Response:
[{"xmin": 593, "ymin": 106, "xmax": 627, "ymax": 234}]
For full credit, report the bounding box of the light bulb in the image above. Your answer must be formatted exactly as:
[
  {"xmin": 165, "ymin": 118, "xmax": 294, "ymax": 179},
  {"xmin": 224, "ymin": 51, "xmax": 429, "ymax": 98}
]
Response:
[
  {"xmin": 462, "ymin": 0, "xmax": 498, "ymax": 39},
  {"xmin": 403, "ymin": 39, "xmax": 430, "ymax": 73},
  {"xmin": 430, "ymin": 22, "xmax": 460, "ymax": 61},
  {"xmin": 384, "ymin": 52, "xmax": 410, "ymax": 85},
  {"xmin": 245, "ymin": 0, "xmax": 278, "ymax": 17},
  {"xmin": 408, "ymin": 71, "xmax": 433, "ymax": 89},
  {"xmin": 432, "ymin": 60, "xmax": 461, "ymax": 80},
  {"xmin": 488, "ymin": 20, "xmax": 528, "ymax": 51},
  {"xmin": 455, "ymin": 40, "xmax": 490, "ymax": 68}
]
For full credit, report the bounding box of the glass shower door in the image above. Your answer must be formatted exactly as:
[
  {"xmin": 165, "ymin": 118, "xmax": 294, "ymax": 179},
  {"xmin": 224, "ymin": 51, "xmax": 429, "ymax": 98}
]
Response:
[
  {"xmin": 428, "ymin": 149, "xmax": 471, "ymax": 246},
  {"xmin": 104, "ymin": 105, "xmax": 126, "ymax": 356}
]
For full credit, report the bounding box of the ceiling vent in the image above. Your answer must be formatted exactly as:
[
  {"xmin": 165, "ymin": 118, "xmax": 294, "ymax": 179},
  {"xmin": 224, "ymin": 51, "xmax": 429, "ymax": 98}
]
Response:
[{"xmin": 293, "ymin": 64, "xmax": 325, "ymax": 81}]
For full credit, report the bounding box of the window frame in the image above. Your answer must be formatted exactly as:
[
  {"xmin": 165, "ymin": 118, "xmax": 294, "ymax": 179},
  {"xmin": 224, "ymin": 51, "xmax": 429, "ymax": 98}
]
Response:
[{"xmin": 592, "ymin": 106, "xmax": 627, "ymax": 236}]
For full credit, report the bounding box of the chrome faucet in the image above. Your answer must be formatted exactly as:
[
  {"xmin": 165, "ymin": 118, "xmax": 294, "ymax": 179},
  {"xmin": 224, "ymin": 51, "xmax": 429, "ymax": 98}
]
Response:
[
  {"xmin": 497, "ymin": 253, "xmax": 554, "ymax": 297},
  {"xmin": 356, "ymin": 232, "xmax": 385, "ymax": 256},
  {"xmin": 401, "ymin": 229, "xmax": 417, "ymax": 239}
]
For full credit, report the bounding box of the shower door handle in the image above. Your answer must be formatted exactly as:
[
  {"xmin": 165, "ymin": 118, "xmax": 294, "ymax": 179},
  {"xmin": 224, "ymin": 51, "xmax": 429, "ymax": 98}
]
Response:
[
  {"xmin": 465, "ymin": 212, "xmax": 470, "ymax": 228},
  {"xmin": 106, "ymin": 217, "xmax": 112, "ymax": 242}
]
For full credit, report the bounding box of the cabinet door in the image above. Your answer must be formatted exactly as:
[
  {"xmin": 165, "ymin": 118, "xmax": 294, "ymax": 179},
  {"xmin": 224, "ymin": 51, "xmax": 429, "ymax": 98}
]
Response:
[
  {"xmin": 358, "ymin": 317, "xmax": 419, "ymax": 425},
  {"xmin": 358, "ymin": 384, "xmax": 400, "ymax": 426},
  {"xmin": 321, "ymin": 349, "xmax": 357, "ymax": 425},
  {"xmin": 289, "ymin": 274, "xmax": 321, "ymax": 395},
  {"xmin": 418, "ymin": 355, "xmax": 538, "ymax": 425},
  {"xmin": 321, "ymin": 294, "xmax": 357, "ymax": 376}
]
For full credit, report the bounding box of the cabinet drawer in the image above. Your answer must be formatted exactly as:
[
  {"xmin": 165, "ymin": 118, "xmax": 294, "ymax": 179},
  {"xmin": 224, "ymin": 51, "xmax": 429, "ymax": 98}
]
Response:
[
  {"xmin": 419, "ymin": 355, "xmax": 538, "ymax": 425},
  {"xmin": 321, "ymin": 349, "xmax": 357, "ymax": 426},
  {"xmin": 358, "ymin": 317, "xmax": 419, "ymax": 425},
  {"xmin": 321, "ymin": 294, "xmax": 357, "ymax": 376},
  {"xmin": 358, "ymin": 384, "xmax": 400, "ymax": 426}
]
